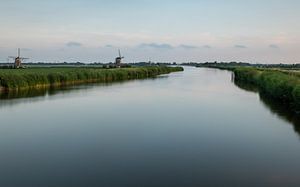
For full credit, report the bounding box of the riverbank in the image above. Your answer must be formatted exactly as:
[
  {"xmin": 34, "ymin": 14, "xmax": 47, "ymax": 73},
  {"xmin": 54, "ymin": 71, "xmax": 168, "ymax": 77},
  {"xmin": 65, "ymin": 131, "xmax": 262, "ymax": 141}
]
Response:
[
  {"xmin": 233, "ymin": 68, "xmax": 300, "ymax": 108},
  {"xmin": 0, "ymin": 66, "xmax": 183, "ymax": 91},
  {"xmin": 198, "ymin": 65, "xmax": 300, "ymax": 110}
]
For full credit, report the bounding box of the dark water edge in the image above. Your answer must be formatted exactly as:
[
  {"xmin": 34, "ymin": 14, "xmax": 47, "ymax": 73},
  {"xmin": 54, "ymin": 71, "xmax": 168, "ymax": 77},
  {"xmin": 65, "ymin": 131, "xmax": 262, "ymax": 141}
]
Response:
[{"xmin": 233, "ymin": 77, "xmax": 300, "ymax": 133}]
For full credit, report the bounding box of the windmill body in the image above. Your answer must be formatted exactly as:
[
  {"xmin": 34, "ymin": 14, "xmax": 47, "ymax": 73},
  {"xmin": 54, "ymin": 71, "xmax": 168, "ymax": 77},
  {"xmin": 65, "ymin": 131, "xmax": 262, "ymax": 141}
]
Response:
[
  {"xmin": 8, "ymin": 48, "xmax": 29, "ymax": 68},
  {"xmin": 115, "ymin": 49, "xmax": 124, "ymax": 67}
]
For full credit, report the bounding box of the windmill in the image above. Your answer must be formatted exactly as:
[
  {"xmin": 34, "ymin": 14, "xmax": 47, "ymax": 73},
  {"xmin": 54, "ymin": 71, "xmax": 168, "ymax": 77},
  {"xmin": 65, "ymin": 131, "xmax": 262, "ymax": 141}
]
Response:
[
  {"xmin": 9, "ymin": 48, "xmax": 29, "ymax": 68},
  {"xmin": 115, "ymin": 49, "xmax": 124, "ymax": 67}
]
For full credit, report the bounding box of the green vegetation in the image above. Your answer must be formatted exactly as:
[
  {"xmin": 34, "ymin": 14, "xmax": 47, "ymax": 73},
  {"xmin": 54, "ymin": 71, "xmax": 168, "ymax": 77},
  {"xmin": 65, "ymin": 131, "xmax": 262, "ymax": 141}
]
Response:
[
  {"xmin": 196, "ymin": 62, "xmax": 300, "ymax": 109},
  {"xmin": 0, "ymin": 66, "xmax": 183, "ymax": 91},
  {"xmin": 233, "ymin": 67, "xmax": 300, "ymax": 108}
]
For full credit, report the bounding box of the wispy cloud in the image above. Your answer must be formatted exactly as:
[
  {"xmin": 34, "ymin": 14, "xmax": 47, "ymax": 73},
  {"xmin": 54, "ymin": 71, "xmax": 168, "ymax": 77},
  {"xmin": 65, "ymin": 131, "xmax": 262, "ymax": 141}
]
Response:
[
  {"xmin": 203, "ymin": 45, "xmax": 212, "ymax": 49},
  {"xmin": 138, "ymin": 43, "xmax": 201, "ymax": 50},
  {"xmin": 105, "ymin": 44, "xmax": 114, "ymax": 48},
  {"xmin": 21, "ymin": 48, "xmax": 32, "ymax": 51},
  {"xmin": 234, "ymin": 45, "xmax": 247, "ymax": 49},
  {"xmin": 269, "ymin": 44, "xmax": 279, "ymax": 49},
  {"xmin": 138, "ymin": 43, "xmax": 174, "ymax": 49},
  {"xmin": 66, "ymin": 42, "xmax": 83, "ymax": 47},
  {"xmin": 178, "ymin": 44, "xmax": 198, "ymax": 50}
]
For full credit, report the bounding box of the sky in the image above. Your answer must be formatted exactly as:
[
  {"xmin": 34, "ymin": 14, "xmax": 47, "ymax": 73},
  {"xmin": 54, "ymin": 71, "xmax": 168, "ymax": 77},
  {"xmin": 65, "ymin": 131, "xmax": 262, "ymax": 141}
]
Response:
[{"xmin": 0, "ymin": 0, "xmax": 299, "ymax": 63}]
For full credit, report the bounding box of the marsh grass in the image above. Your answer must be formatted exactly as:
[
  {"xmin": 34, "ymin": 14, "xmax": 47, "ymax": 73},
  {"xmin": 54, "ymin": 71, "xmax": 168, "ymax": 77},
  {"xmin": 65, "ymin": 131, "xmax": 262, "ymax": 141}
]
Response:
[
  {"xmin": 234, "ymin": 68, "xmax": 300, "ymax": 108},
  {"xmin": 0, "ymin": 66, "xmax": 183, "ymax": 91}
]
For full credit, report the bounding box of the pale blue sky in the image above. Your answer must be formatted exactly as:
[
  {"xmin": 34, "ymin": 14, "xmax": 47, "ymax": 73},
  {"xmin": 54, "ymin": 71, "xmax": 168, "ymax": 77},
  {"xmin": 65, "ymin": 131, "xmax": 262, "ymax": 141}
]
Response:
[{"xmin": 0, "ymin": 0, "xmax": 299, "ymax": 63}]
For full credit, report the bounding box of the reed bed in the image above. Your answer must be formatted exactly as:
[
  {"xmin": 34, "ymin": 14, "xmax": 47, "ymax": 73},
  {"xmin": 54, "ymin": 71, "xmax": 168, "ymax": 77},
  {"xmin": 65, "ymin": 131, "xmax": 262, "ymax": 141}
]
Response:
[
  {"xmin": 0, "ymin": 66, "xmax": 183, "ymax": 91},
  {"xmin": 234, "ymin": 67, "xmax": 300, "ymax": 107}
]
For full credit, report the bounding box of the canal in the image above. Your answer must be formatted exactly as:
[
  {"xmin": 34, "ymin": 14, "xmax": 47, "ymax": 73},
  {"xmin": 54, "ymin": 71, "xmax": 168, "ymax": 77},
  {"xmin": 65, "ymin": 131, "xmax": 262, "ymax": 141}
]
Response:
[{"xmin": 0, "ymin": 67, "xmax": 299, "ymax": 187}]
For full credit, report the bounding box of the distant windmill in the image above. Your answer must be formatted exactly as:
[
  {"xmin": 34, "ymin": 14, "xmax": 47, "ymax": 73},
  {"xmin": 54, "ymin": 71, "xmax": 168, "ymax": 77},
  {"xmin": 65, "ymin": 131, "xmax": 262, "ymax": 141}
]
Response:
[
  {"xmin": 8, "ymin": 48, "xmax": 29, "ymax": 68},
  {"xmin": 115, "ymin": 49, "xmax": 124, "ymax": 67}
]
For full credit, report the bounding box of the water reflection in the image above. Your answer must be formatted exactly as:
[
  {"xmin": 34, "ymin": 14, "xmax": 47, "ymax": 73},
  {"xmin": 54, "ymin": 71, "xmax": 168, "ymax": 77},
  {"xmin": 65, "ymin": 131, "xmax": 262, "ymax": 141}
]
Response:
[
  {"xmin": 0, "ymin": 85, "xmax": 92, "ymax": 108},
  {"xmin": 233, "ymin": 78, "xmax": 300, "ymax": 134}
]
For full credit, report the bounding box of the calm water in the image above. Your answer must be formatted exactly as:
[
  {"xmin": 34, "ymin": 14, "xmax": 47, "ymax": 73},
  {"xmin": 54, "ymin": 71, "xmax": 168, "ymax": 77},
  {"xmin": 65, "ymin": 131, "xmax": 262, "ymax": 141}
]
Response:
[{"xmin": 0, "ymin": 67, "xmax": 300, "ymax": 187}]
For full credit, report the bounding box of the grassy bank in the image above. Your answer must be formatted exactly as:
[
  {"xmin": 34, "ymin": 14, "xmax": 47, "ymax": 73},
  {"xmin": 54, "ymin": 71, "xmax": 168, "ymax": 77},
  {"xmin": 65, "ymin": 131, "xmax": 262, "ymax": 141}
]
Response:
[
  {"xmin": 233, "ymin": 67, "xmax": 300, "ymax": 108},
  {"xmin": 0, "ymin": 66, "xmax": 183, "ymax": 91}
]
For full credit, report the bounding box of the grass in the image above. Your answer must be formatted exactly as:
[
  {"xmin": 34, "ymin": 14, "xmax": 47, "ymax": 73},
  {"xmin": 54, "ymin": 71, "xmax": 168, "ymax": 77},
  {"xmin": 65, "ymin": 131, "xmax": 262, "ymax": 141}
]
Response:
[
  {"xmin": 0, "ymin": 66, "xmax": 183, "ymax": 91},
  {"xmin": 197, "ymin": 64, "xmax": 300, "ymax": 109},
  {"xmin": 233, "ymin": 67, "xmax": 300, "ymax": 108}
]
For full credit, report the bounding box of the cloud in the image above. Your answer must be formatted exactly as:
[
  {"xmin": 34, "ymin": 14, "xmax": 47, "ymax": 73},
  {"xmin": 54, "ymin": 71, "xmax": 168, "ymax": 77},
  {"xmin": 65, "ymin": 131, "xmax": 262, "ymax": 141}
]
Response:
[
  {"xmin": 178, "ymin": 44, "xmax": 198, "ymax": 49},
  {"xmin": 21, "ymin": 48, "xmax": 32, "ymax": 51},
  {"xmin": 203, "ymin": 45, "xmax": 212, "ymax": 49},
  {"xmin": 269, "ymin": 44, "xmax": 279, "ymax": 49},
  {"xmin": 105, "ymin": 44, "xmax": 114, "ymax": 48},
  {"xmin": 138, "ymin": 43, "xmax": 200, "ymax": 50},
  {"xmin": 66, "ymin": 42, "xmax": 83, "ymax": 47},
  {"xmin": 234, "ymin": 45, "xmax": 247, "ymax": 49},
  {"xmin": 138, "ymin": 43, "xmax": 174, "ymax": 49}
]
